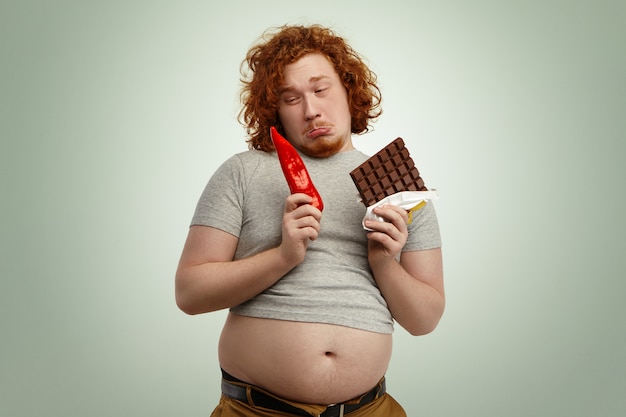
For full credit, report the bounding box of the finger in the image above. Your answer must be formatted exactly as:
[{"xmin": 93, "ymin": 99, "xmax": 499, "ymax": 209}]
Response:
[
  {"xmin": 373, "ymin": 205, "xmax": 408, "ymax": 230},
  {"xmin": 284, "ymin": 193, "xmax": 312, "ymax": 212},
  {"xmin": 285, "ymin": 194, "xmax": 323, "ymax": 220},
  {"xmin": 366, "ymin": 224, "xmax": 403, "ymax": 246},
  {"xmin": 283, "ymin": 220, "xmax": 319, "ymax": 242},
  {"xmin": 366, "ymin": 231, "xmax": 401, "ymax": 257},
  {"xmin": 294, "ymin": 215, "xmax": 320, "ymax": 233}
]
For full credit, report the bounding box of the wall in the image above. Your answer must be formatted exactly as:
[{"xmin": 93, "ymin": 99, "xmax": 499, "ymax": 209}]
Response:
[{"xmin": 1, "ymin": 1, "xmax": 625, "ymax": 416}]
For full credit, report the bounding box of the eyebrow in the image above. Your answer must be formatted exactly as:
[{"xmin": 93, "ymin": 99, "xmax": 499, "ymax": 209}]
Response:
[{"xmin": 279, "ymin": 75, "xmax": 331, "ymax": 94}]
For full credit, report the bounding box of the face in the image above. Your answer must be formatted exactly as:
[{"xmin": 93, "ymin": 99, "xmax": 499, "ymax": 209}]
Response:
[{"xmin": 277, "ymin": 53, "xmax": 353, "ymax": 158}]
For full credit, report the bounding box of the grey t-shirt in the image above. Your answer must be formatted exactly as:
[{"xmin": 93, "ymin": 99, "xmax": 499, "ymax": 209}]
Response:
[{"xmin": 191, "ymin": 148, "xmax": 441, "ymax": 334}]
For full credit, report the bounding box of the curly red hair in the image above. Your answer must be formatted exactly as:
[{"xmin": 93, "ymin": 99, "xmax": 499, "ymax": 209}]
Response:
[{"xmin": 239, "ymin": 24, "xmax": 382, "ymax": 152}]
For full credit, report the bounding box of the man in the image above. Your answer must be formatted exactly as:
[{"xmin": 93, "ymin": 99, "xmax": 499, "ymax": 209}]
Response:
[{"xmin": 176, "ymin": 24, "xmax": 444, "ymax": 417}]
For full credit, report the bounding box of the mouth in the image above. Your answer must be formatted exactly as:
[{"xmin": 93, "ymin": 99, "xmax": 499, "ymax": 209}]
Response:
[{"xmin": 306, "ymin": 126, "xmax": 332, "ymax": 139}]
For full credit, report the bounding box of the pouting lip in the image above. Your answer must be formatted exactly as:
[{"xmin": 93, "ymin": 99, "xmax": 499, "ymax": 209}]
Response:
[{"xmin": 305, "ymin": 126, "xmax": 332, "ymax": 139}]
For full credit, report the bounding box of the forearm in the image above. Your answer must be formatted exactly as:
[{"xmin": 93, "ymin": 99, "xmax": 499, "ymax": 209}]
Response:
[
  {"xmin": 175, "ymin": 246, "xmax": 293, "ymax": 315},
  {"xmin": 176, "ymin": 197, "xmax": 321, "ymax": 316},
  {"xmin": 371, "ymin": 251, "xmax": 445, "ymax": 336}
]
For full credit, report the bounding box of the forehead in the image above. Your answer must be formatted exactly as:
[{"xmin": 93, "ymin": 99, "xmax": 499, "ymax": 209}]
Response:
[{"xmin": 282, "ymin": 53, "xmax": 337, "ymax": 83}]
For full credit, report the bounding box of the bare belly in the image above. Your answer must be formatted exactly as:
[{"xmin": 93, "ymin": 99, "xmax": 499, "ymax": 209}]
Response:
[{"xmin": 218, "ymin": 312, "xmax": 393, "ymax": 404}]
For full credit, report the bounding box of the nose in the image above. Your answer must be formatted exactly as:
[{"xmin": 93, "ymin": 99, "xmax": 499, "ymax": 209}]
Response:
[{"xmin": 303, "ymin": 96, "xmax": 321, "ymax": 121}]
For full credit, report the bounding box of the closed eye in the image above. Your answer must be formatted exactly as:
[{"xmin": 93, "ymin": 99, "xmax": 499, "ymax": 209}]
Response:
[
  {"xmin": 314, "ymin": 86, "xmax": 330, "ymax": 95},
  {"xmin": 284, "ymin": 96, "xmax": 300, "ymax": 104}
]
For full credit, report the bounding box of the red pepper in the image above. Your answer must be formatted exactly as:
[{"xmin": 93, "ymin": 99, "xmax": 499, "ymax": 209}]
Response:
[{"xmin": 270, "ymin": 126, "xmax": 324, "ymax": 211}]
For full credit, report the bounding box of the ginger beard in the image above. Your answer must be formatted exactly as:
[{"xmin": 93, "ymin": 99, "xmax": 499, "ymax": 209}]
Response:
[{"xmin": 296, "ymin": 132, "xmax": 348, "ymax": 158}]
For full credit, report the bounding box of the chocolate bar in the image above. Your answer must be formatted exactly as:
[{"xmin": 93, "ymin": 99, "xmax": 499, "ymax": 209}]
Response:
[{"xmin": 350, "ymin": 137, "xmax": 427, "ymax": 207}]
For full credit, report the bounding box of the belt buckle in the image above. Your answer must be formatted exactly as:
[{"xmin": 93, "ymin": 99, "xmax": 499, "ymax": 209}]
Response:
[{"xmin": 320, "ymin": 403, "xmax": 345, "ymax": 417}]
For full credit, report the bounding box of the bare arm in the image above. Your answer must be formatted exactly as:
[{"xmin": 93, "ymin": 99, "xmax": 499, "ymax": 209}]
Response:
[
  {"xmin": 175, "ymin": 193, "xmax": 322, "ymax": 315},
  {"xmin": 365, "ymin": 205, "xmax": 445, "ymax": 336}
]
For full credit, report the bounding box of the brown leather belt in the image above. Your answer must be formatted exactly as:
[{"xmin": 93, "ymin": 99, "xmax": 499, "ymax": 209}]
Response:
[{"xmin": 221, "ymin": 376, "xmax": 386, "ymax": 417}]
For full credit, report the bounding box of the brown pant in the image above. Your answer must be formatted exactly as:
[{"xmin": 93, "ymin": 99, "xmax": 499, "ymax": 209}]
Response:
[{"xmin": 209, "ymin": 381, "xmax": 407, "ymax": 417}]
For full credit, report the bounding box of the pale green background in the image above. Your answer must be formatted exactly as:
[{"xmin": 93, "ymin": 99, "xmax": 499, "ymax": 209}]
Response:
[{"xmin": 1, "ymin": 1, "xmax": 625, "ymax": 416}]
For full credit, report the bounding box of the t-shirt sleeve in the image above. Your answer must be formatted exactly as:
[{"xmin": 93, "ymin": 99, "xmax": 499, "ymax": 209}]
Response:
[
  {"xmin": 402, "ymin": 200, "xmax": 442, "ymax": 251},
  {"xmin": 190, "ymin": 155, "xmax": 245, "ymax": 237}
]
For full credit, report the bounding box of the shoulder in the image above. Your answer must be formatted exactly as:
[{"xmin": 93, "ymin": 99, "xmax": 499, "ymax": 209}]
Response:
[
  {"xmin": 240, "ymin": 149, "xmax": 277, "ymax": 172},
  {"xmin": 232, "ymin": 149, "xmax": 276, "ymax": 164},
  {"xmin": 214, "ymin": 149, "xmax": 276, "ymax": 176}
]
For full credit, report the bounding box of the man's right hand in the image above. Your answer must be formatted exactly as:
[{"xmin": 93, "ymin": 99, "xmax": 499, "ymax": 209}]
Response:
[{"xmin": 279, "ymin": 193, "xmax": 322, "ymax": 267}]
